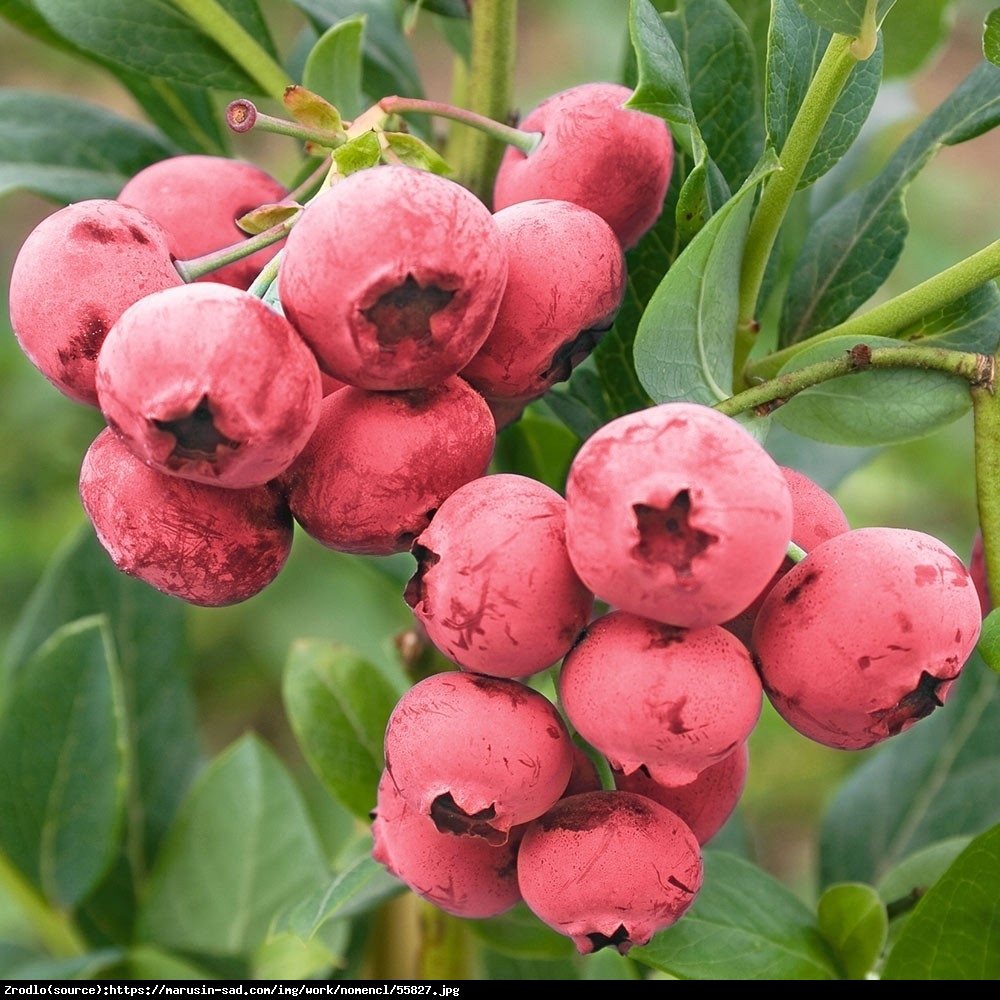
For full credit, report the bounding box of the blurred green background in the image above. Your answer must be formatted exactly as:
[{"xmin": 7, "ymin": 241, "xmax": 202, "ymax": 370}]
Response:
[{"xmin": 1, "ymin": 0, "xmax": 998, "ymax": 903}]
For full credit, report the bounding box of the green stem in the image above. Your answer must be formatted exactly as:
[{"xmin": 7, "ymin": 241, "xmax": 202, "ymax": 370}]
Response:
[
  {"xmin": 746, "ymin": 236, "xmax": 1000, "ymax": 382},
  {"xmin": 226, "ymin": 100, "xmax": 347, "ymax": 147},
  {"xmin": 170, "ymin": 0, "xmax": 291, "ymax": 102},
  {"xmin": 716, "ymin": 342, "xmax": 993, "ymax": 419},
  {"xmin": 174, "ymin": 215, "xmax": 299, "ymax": 282},
  {"xmin": 737, "ymin": 34, "xmax": 859, "ymax": 336},
  {"xmin": 0, "ymin": 852, "xmax": 87, "ymax": 958},
  {"xmin": 973, "ymin": 365, "xmax": 1000, "ymax": 596},
  {"xmin": 443, "ymin": 0, "xmax": 520, "ymax": 204},
  {"xmin": 380, "ymin": 95, "xmax": 538, "ymax": 158}
]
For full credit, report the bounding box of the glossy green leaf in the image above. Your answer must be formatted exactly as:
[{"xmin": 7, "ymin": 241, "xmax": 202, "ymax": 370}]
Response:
[
  {"xmin": 881, "ymin": 0, "xmax": 951, "ymax": 77},
  {"xmin": 768, "ymin": 0, "xmax": 882, "ymax": 188},
  {"xmin": 877, "ymin": 836, "xmax": 972, "ymax": 917},
  {"xmin": 469, "ymin": 903, "xmax": 577, "ymax": 961},
  {"xmin": 631, "ymin": 851, "xmax": 841, "ymax": 979},
  {"xmin": 381, "ymin": 132, "xmax": 451, "ymax": 174},
  {"xmin": 820, "ymin": 653, "xmax": 1000, "ymax": 887},
  {"xmin": 816, "ymin": 882, "xmax": 887, "ymax": 980},
  {"xmin": 280, "ymin": 850, "xmax": 401, "ymax": 942},
  {"xmin": 882, "ymin": 822, "xmax": 1000, "ymax": 979},
  {"xmin": 793, "ymin": 0, "xmax": 896, "ymax": 38},
  {"xmin": 544, "ymin": 365, "xmax": 620, "ymax": 443},
  {"xmin": 987, "ymin": 9, "xmax": 1000, "ymax": 68},
  {"xmin": 302, "ymin": 14, "xmax": 366, "ymax": 120},
  {"xmin": 0, "ymin": 616, "xmax": 126, "ymax": 909},
  {"xmin": 633, "ymin": 151, "xmax": 779, "ymax": 405},
  {"xmin": 899, "ymin": 280, "xmax": 1000, "ymax": 354},
  {"xmin": 492, "ymin": 411, "xmax": 579, "ymax": 494},
  {"xmin": 138, "ymin": 734, "xmax": 327, "ymax": 956},
  {"xmin": 772, "ymin": 335, "xmax": 972, "ymax": 446},
  {"xmin": 28, "ymin": 0, "xmax": 266, "ymax": 92},
  {"xmin": 283, "ymin": 639, "xmax": 401, "ymax": 820},
  {"xmin": 780, "ymin": 58, "xmax": 1000, "ymax": 344},
  {"xmin": 0, "ymin": 89, "xmax": 177, "ymax": 202}
]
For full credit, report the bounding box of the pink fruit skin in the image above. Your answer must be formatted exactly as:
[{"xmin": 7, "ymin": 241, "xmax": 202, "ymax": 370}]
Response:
[
  {"xmin": 559, "ymin": 610, "xmax": 761, "ymax": 786},
  {"xmin": 279, "ymin": 378, "xmax": 496, "ymax": 555},
  {"xmin": 279, "ymin": 165, "xmax": 509, "ymax": 390},
  {"xmin": 8, "ymin": 199, "xmax": 183, "ymax": 406},
  {"xmin": 117, "ymin": 155, "xmax": 288, "ymax": 289},
  {"xmin": 493, "ymin": 83, "xmax": 674, "ymax": 249},
  {"xmin": 96, "ymin": 283, "xmax": 322, "ymax": 489},
  {"xmin": 383, "ymin": 671, "xmax": 575, "ymax": 844},
  {"xmin": 79, "ymin": 428, "xmax": 293, "ymax": 606},
  {"xmin": 405, "ymin": 473, "xmax": 594, "ymax": 678},
  {"xmin": 753, "ymin": 527, "xmax": 983, "ymax": 750},
  {"xmin": 371, "ymin": 770, "xmax": 522, "ymax": 919},
  {"xmin": 461, "ymin": 199, "xmax": 626, "ymax": 401},
  {"xmin": 614, "ymin": 742, "xmax": 749, "ymax": 845},
  {"xmin": 564, "ymin": 402, "xmax": 794, "ymax": 628},
  {"xmin": 724, "ymin": 466, "xmax": 850, "ymax": 646},
  {"xmin": 517, "ymin": 790, "xmax": 702, "ymax": 954}
]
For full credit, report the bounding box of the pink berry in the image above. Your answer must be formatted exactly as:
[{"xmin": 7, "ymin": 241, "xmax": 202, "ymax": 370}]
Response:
[
  {"xmin": 404, "ymin": 473, "xmax": 594, "ymax": 678},
  {"xmin": 493, "ymin": 83, "xmax": 674, "ymax": 249},
  {"xmin": 461, "ymin": 199, "xmax": 626, "ymax": 403},
  {"xmin": 79, "ymin": 428, "xmax": 293, "ymax": 606},
  {"xmin": 371, "ymin": 770, "xmax": 521, "ymax": 919},
  {"xmin": 96, "ymin": 283, "xmax": 322, "ymax": 489},
  {"xmin": 559, "ymin": 610, "xmax": 761, "ymax": 786},
  {"xmin": 8, "ymin": 199, "xmax": 183, "ymax": 406},
  {"xmin": 753, "ymin": 527, "xmax": 983, "ymax": 750},
  {"xmin": 517, "ymin": 790, "xmax": 702, "ymax": 954},
  {"xmin": 279, "ymin": 164, "xmax": 508, "ymax": 390},
  {"xmin": 382, "ymin": 671, "xmax": 575, "ymax": 845},
  {"xmin": 614, "ymin": 742, "xmax": 749, "ymax": 845},
  {"xmin": 117, "ymin": 154, "xmax": 288, "ymax": 289},
  {"xmin": 564, "ymin": 402, "xmax": 793, "ymax": 628},
  {"xmin": 279, "ymin": 378, "xmax": 495, "ymax": 555}
]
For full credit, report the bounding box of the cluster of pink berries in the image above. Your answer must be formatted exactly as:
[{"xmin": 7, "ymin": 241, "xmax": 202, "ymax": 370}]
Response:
[
  {"xmin": 373, "ymin": 400, "xmax": 983, "ymax": 952},
  {"xmin": 8, "ymin": 83, "xmax": 668, "ymax": 606}
]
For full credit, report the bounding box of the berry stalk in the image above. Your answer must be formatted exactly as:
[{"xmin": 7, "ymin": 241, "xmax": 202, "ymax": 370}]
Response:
[
  {"xmin": 173, "ymin": 214, "xmax": 300, "ymax": 283},
  {"xmin": 973, "ymin": 369, "xmax": 1000, "ymax": 601}
]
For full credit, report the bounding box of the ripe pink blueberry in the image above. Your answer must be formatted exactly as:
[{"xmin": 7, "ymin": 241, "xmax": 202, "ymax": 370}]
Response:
[
  {"xmin": 614, "ymin": 742, "xmax": 749, "ymax": 845},
  {"xmin": 461, "ymin": 199, "xmax": 626, "ymax": 404},
  {"xmin": 96, "ymin": 282, "xmax": 322, "ymax": 489},
  {"xmin": 493, "ymin": 83, "xmax": 674, "ymax": 249},
  {"xmin": 8, "ymin": 199, "xmax": 183, "ymax": 406},
  {"xmin": 564, "ymin": 402, "xmax": 794, "ymax": 628},
  {"xmin": 79, "ymin": 428, "xmax": 293, "ymax": 606},
  {"xmin": 117, "ymin": 154, "xmax": 289, "ymax": 289},
  {"xmin": 404, "ymin": 473, "xmax": 594, "ymax": 678},
  {"xmin": 517, "ymin": 790, "xmax": 702, "ymax": 954},
  {"xmin": 279, "ymin": 164, "xmax": 509, "ymax": 390},
  {"xmin": 371, "ymin": 770, "xmax": 522, "ymax": 919},
  {"xmin": 752, "ymin": 527, "xmax": 983, "ymax": 750},
  {"xmin": 279, "ymin": 377, "xmax": 495, "ymax": 555},
  {"xmin": 382, "ymin": 671, "xmax": 575, "ymax": 845},
  {"xmin": 559, "ymin": 610, "xmax": 762, "ymax": 786}
]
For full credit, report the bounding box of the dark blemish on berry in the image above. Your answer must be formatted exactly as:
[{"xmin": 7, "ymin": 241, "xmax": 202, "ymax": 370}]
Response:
[
  {"xmin": 914, "ymin": 564, "xmax": 939, "ymax": 586},
  {"xmin": 632, "ymin": 491, "xmax": 718, "ymax": 578},
  {"xmin": 869, "ymin": 670, "xmax": 948, "ymax": 737},
  {"xmin": 403, "ymin": 543, "xmax": 440, "ymax": 608},
  {"xmin": 75, "ymin": 220, "xmax": 117, "ymax": 244},
  {"xmin": 783, "ymin": 569, "xmax": 819, "ymax": 604},
  {"xmin": 153, "ymin": 394, "xmax": 240, "ymax": 468},
  {"xmin": 362, "ymin": 275, "xmax": 455, "ymax": 348},
  {"xmin": 127, "ymin": 225, "xmax": 151, "ymax": 245},
  {"xmin": 668, "ymin": 874, "xmax": 696, "ymax": 894},
  {"xmin": 546, "ymin": 725, "xmax": 562, "ymax": 739},
  {"xmin": 648, "ymin": 624, "xmax": 686, "ymax": 648},
  {"xmin": 60, "ymin": 311, "xmax": 109, "ymax": 364},
  {"xmin": 538, "ymin": 324, "xmax": 610, "ymax": 386},
  {"xmin": 430, "ymin": 792, "xmax": 505, "ymax": 843}
]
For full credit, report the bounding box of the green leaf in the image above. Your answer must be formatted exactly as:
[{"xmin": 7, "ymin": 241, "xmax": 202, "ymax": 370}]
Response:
[
  {"xmin": 881, "ymin": 0, "xmax": 951, "ymax": 78},
  {"xmin": 882, "ymin": 823, "xmax": 1000, "ymax": 979},
  {"xmin": 492, "ymin": 412, "xmax": 579, "ymax": 494},
  {"xmin": 987, "ymin": 8, "xmax": 1000, "ymax": 68},
  {"xmin": 820, "ymin": 653, "xmax": 1000, "ymax": 887},
  {"xmin": 877, "ymin": 836, "xmax": 972, "ymax": 916},
  {"xmin": 332, "ymin": 129, "xmax": 382, "ymax": 174},
  {"xmin": 633, "ymin": 151, "xmax": 779, "ymax": 405},
  {"xmin": 28, "ymin": 0, "xmax": 266, "ymax": 92},
  {"xmin": 283, "ymin": 639, "xmax": 402, "ymax": 820},
  {"xmin": 767, "ymin": 0, "xmax": 883, "ymax": 188},
  {"xmin": 899, "ymin": 281, "xmax": 1000, "ymax": 354},
  {"xmin": 631, "ymin": 851, "xmax": 841, "ymax": 979},
  {"xmin": 772, "ymin": 336, "xmax": 972, "ymax": 446},
  {"xmin": 0, "ymin": 616, "xmax": 126, "ymax": 909},
  {"xmin": 381, "ymin": 132, "xmax": 451, "ymax": 174},
  {"xmin": 468, "ymin": 903, "xmax": 578, "ymax": 961},
  {"xmin": 0, "ymin": 89, "xmax": 177, "ymax": 203},
  {"xmin": 779, "ymin": 58, "xmax": 1000, "ymax": 345},
  {"xmin": 817, "ymin": 883, "xmax": 887, "ymax": 980},
  {"xmin": 137, "ymin": 734, "xmax": 327, "ymax": 956},
  {"xmin": 544, "ymin": 365, "xmax": 619, "ymax": 442},
  {"xmin": 793, "ymin": 0, "xmax": 896, "ymax": 38},
  {"xmin": 303, "ymin": 14, "xmax": 366, "ymax": 120},
  {"xmin": 279, "ymin": 850, "xmax": 401, "ymax": 942},
  {"xmin": 978, "ymin": 608, "xmax": 1000, "ymax": 676}
]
